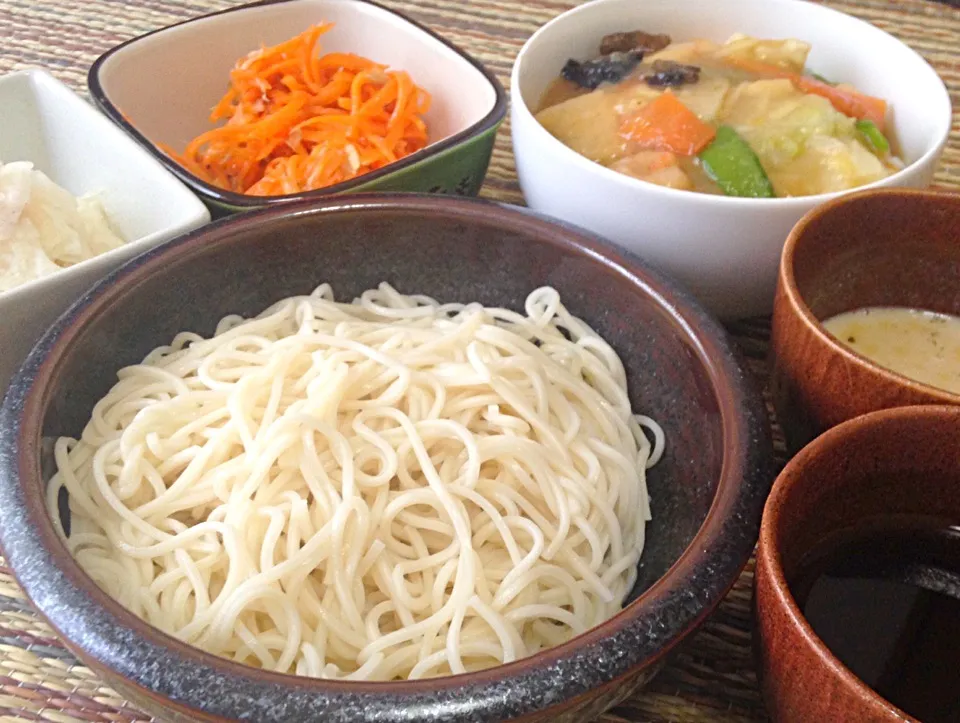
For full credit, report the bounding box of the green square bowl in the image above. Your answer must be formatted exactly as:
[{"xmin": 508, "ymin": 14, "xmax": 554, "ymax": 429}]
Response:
[{"xmin": 89, "ymin": 0, "xmax": 506, "ymax": 216}]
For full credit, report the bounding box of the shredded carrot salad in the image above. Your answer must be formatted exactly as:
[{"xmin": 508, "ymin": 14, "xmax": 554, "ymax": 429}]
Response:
[{"xmin": 167, "ymin": 24, "xmax": 431, "ymax": 196}]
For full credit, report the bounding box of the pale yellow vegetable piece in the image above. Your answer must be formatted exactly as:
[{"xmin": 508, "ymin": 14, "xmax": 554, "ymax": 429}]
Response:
[
  {"xmin": 673, "ymin": 74, "xmax": 732, "ymax": 123},
  {"xmin": 609, "ymin": 150, "xmax": 694, "ymax": 190},
  {"xmin": 536, "ymin": 84, "xmax": 660, "ymax": 165},
  {"xmin": 770, "ymin": 135, "xmax": 890, "ymax": 196},
  {"xmin": 716, "ymin": 34, "xmax": 811, "ymax": 73},
  {"xmin": 0, "ymin": 161, "xmax": 125, "ymax": 293},
  {"xmin": 718, "ymin": 78, "xmax": 893, "ymax": 196}
]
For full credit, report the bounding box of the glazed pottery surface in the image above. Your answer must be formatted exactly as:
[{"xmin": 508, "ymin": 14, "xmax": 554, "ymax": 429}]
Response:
[
  {"xmin": 511, "ymin": 0, "xmax": 950, "ymax": 318},
  {"xmin": 90, "ymin": 0, "xmax": 507, "ymax": 215},
  {"xmin": 770, "ymin": 188, "xmax": 960, "ymax": 453},
  {"xmin": 0, "ymin": 195, "xmax": 773, "ymax": 722}
]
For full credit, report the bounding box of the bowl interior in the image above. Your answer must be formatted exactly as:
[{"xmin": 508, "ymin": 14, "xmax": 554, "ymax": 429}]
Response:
[
  {"xmin": 771, "ymin": 406, "xmax": 960, "ymax": 581},
  {"xmin": 788, "ymin": 191, "xmax": 960, "ymax": 325},
  {"xmin": 0, "ymin": 70, "xmax": 208, "ymax": 245},
  {"xmin": 95, "ymin": 0, "xmax": 497, "ymax": 155},
  {"xmin": 0, "ymin": 69, "xmax": 210, "ymax": 395},
  {"xmin": 515, "ymin": 0, "xmax": 949, "ymax": 169},
  {"xmin": 34, "ymin": 201, "xmax": 728, "ymax": 606}
]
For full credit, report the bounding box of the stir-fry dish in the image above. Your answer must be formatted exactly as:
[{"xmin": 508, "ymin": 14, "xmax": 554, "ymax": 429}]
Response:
[{"xmin": 536, "ymin": 32, "xmax": 901, "ymax": 197}]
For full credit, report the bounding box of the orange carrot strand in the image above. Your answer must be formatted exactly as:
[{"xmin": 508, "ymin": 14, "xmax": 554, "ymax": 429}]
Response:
[{"xmin": 167, "ymin": 23, "xmax": 430, "ymax": 195}]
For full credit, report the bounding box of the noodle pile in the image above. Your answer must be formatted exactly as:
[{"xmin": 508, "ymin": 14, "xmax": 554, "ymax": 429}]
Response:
[{"xmin": 47, "ymin": 284, "xmax": 663, "ymax": 680}]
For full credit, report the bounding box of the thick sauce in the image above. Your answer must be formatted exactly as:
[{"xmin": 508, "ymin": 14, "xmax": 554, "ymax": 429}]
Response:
[
  {"xmin": 823, "ymin": 306, "xmax": 960, "ymax": 396},
  {"xmin": 534, "ymin": 34, "xmax": 901, "ymax": 197}
]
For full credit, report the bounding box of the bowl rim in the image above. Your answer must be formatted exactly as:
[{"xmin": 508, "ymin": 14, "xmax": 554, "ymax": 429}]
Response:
[
  {"xmin": 0, "ymin": 193, "xmax": 773, "ymax": 721},
  {"xmin": 509, "ymin": 0, "xmax": 952, "ymax": 207},
  {"xmin": 778, "ymin": 186, "xmax": 960, "ymax": 404},
  {"xmin": 87, "ymin": 0, "xmax": 508, "ymax": 209},
  {"xmin": 756, "ymin": 403, "xmax": 960, "ymax": 723}
]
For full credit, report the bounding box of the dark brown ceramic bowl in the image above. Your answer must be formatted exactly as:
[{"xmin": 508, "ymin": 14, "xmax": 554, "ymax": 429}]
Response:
[
  {"xmin": 0, "ymin": 195, "xmax": 772, "ymax": 722},
  {"xmin": 754, "ymin": 404, "xmax": 960, "ymax": 723},
  {"xmin": 770, "ymin": 188, "xmax": 960, "ymax": 453}
]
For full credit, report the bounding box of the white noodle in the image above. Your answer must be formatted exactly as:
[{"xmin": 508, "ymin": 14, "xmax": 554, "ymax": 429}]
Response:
[{"xmin": 47, "ymin": 284, "xmax": 664, "ymax": 680}]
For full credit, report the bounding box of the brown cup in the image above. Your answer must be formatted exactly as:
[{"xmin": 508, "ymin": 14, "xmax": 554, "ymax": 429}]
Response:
[
  {"xmin": 770, "ymin": 188, "xmax": 960, "ymax": 453},
  {"xmin": 754, "ymin": 404, "xmax": 960, "ymax": 723}
]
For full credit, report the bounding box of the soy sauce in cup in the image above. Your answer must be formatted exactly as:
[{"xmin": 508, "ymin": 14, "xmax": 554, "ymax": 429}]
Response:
[{"xmin": 790, "ymin": 514, "xmax": 960, "ymax": 722}]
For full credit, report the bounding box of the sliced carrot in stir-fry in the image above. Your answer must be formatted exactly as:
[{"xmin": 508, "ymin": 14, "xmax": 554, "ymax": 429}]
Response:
[
  {"xmin": 165, "ymin": 24, "xmax": 431, "ymax": 196},
  {"xmin": 722, "ymin": 56, "xmax": 887, "ymax": 130},
  {"xmin": 792, "ymin": 75, "xmax": 887, "ymax": 130},
  {"xmin": 619, "ymin": 92, "xmax": 717, "ymax": 155}
]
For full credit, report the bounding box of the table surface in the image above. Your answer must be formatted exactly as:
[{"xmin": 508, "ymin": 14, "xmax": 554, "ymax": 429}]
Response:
[{"xmin": 1, "ymin": 0, "xmax": 959, "ymax": 721}]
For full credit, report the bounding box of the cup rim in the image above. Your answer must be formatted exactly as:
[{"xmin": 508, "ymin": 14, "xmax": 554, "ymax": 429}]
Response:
[{"xmin": 778, "ymin": 186, "xmax": 960, "ymax": 404}]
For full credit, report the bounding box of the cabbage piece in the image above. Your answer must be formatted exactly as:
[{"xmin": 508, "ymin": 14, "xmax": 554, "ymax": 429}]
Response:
[
  {"xmin": 717, "ymin": 34, "xmax": 811, "ymax": 74},
  {"xmin": 648, "ymin": 40, "xmax": 721, "ymax": 65},
  {"xmin": 0, "ymin": 161, "xmax": 125, "ymax": 293},
  {"xmin": 719, "ymin": 80, "xmax": 846, "ymax": 165},
  {"xmin": 769, "ymin": 135, "xmax": 892, "ymax": 196},
  {"xmin": 716, "ymin": 78, "xmax": 892, "ymax": 196},
  {"xmin": 536, "ymin": 84, "xmax": 660, "ymax": 164}
]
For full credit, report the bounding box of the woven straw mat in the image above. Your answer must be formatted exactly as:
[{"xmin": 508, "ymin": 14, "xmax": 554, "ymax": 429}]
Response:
[{"xmin": 1, "ymin": 0, "xmax": 959, "ymax": 720}]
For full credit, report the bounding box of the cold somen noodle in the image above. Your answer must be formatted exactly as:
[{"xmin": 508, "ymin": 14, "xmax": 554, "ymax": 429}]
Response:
[{"xmin": 47, "ymin": 284, "xmax": 664, "ymax": 680}]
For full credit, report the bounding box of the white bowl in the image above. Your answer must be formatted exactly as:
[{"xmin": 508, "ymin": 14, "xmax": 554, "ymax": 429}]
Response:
[
  {"xmin": 510, "ymin": 0, "xmax": 951, "ymax": 319},
  {"xmin": 0, "ymin": 69, "xmax": 210, "ymax": 392}
]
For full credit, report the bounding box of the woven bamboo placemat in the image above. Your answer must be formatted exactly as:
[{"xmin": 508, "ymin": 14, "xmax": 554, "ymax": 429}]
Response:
[{"xmin": 0, "ymin": 0, "xmax": 958, "ymax": 720}]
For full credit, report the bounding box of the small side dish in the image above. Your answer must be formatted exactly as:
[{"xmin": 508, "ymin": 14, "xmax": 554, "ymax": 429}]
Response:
[
  {"xmin": 822, "ymin": 307, "xmax": 960, "ymax": 396},
  {"xmin": 536, "ymin": 31, "xmax": 900, "ymax": 197},
  {"xmin": 167, "ymin": 24, "xmax": 431, "ymax": 196},
  {"xmin": 0, "ymin": 160, "xmax": 124, "ymax": 293},
  {"xmin": 0, "ymin": 195, "xmax": 772, "ymax": 722}
]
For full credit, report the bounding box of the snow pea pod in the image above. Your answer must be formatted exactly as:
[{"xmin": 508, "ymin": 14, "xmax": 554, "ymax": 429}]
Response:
[{"xmin": 698, "ymin": 125, "xmax": 775, "ymax": 198}]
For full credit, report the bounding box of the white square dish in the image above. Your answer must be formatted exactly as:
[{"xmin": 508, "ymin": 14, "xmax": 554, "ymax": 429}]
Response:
[{"xmin": 0, "ymin": 69, "xmax": 211, "ymax": 393}]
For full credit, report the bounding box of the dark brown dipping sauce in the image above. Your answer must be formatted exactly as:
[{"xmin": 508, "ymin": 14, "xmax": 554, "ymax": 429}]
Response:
[{"xmin": 791, "ymin": 515, "xmax": 960, "ymax": 723}]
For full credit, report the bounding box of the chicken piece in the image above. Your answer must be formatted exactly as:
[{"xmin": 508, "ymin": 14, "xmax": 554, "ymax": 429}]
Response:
[{"xmin": 609, "ymin": 150, "xmax": 694, "ymax": 190}]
